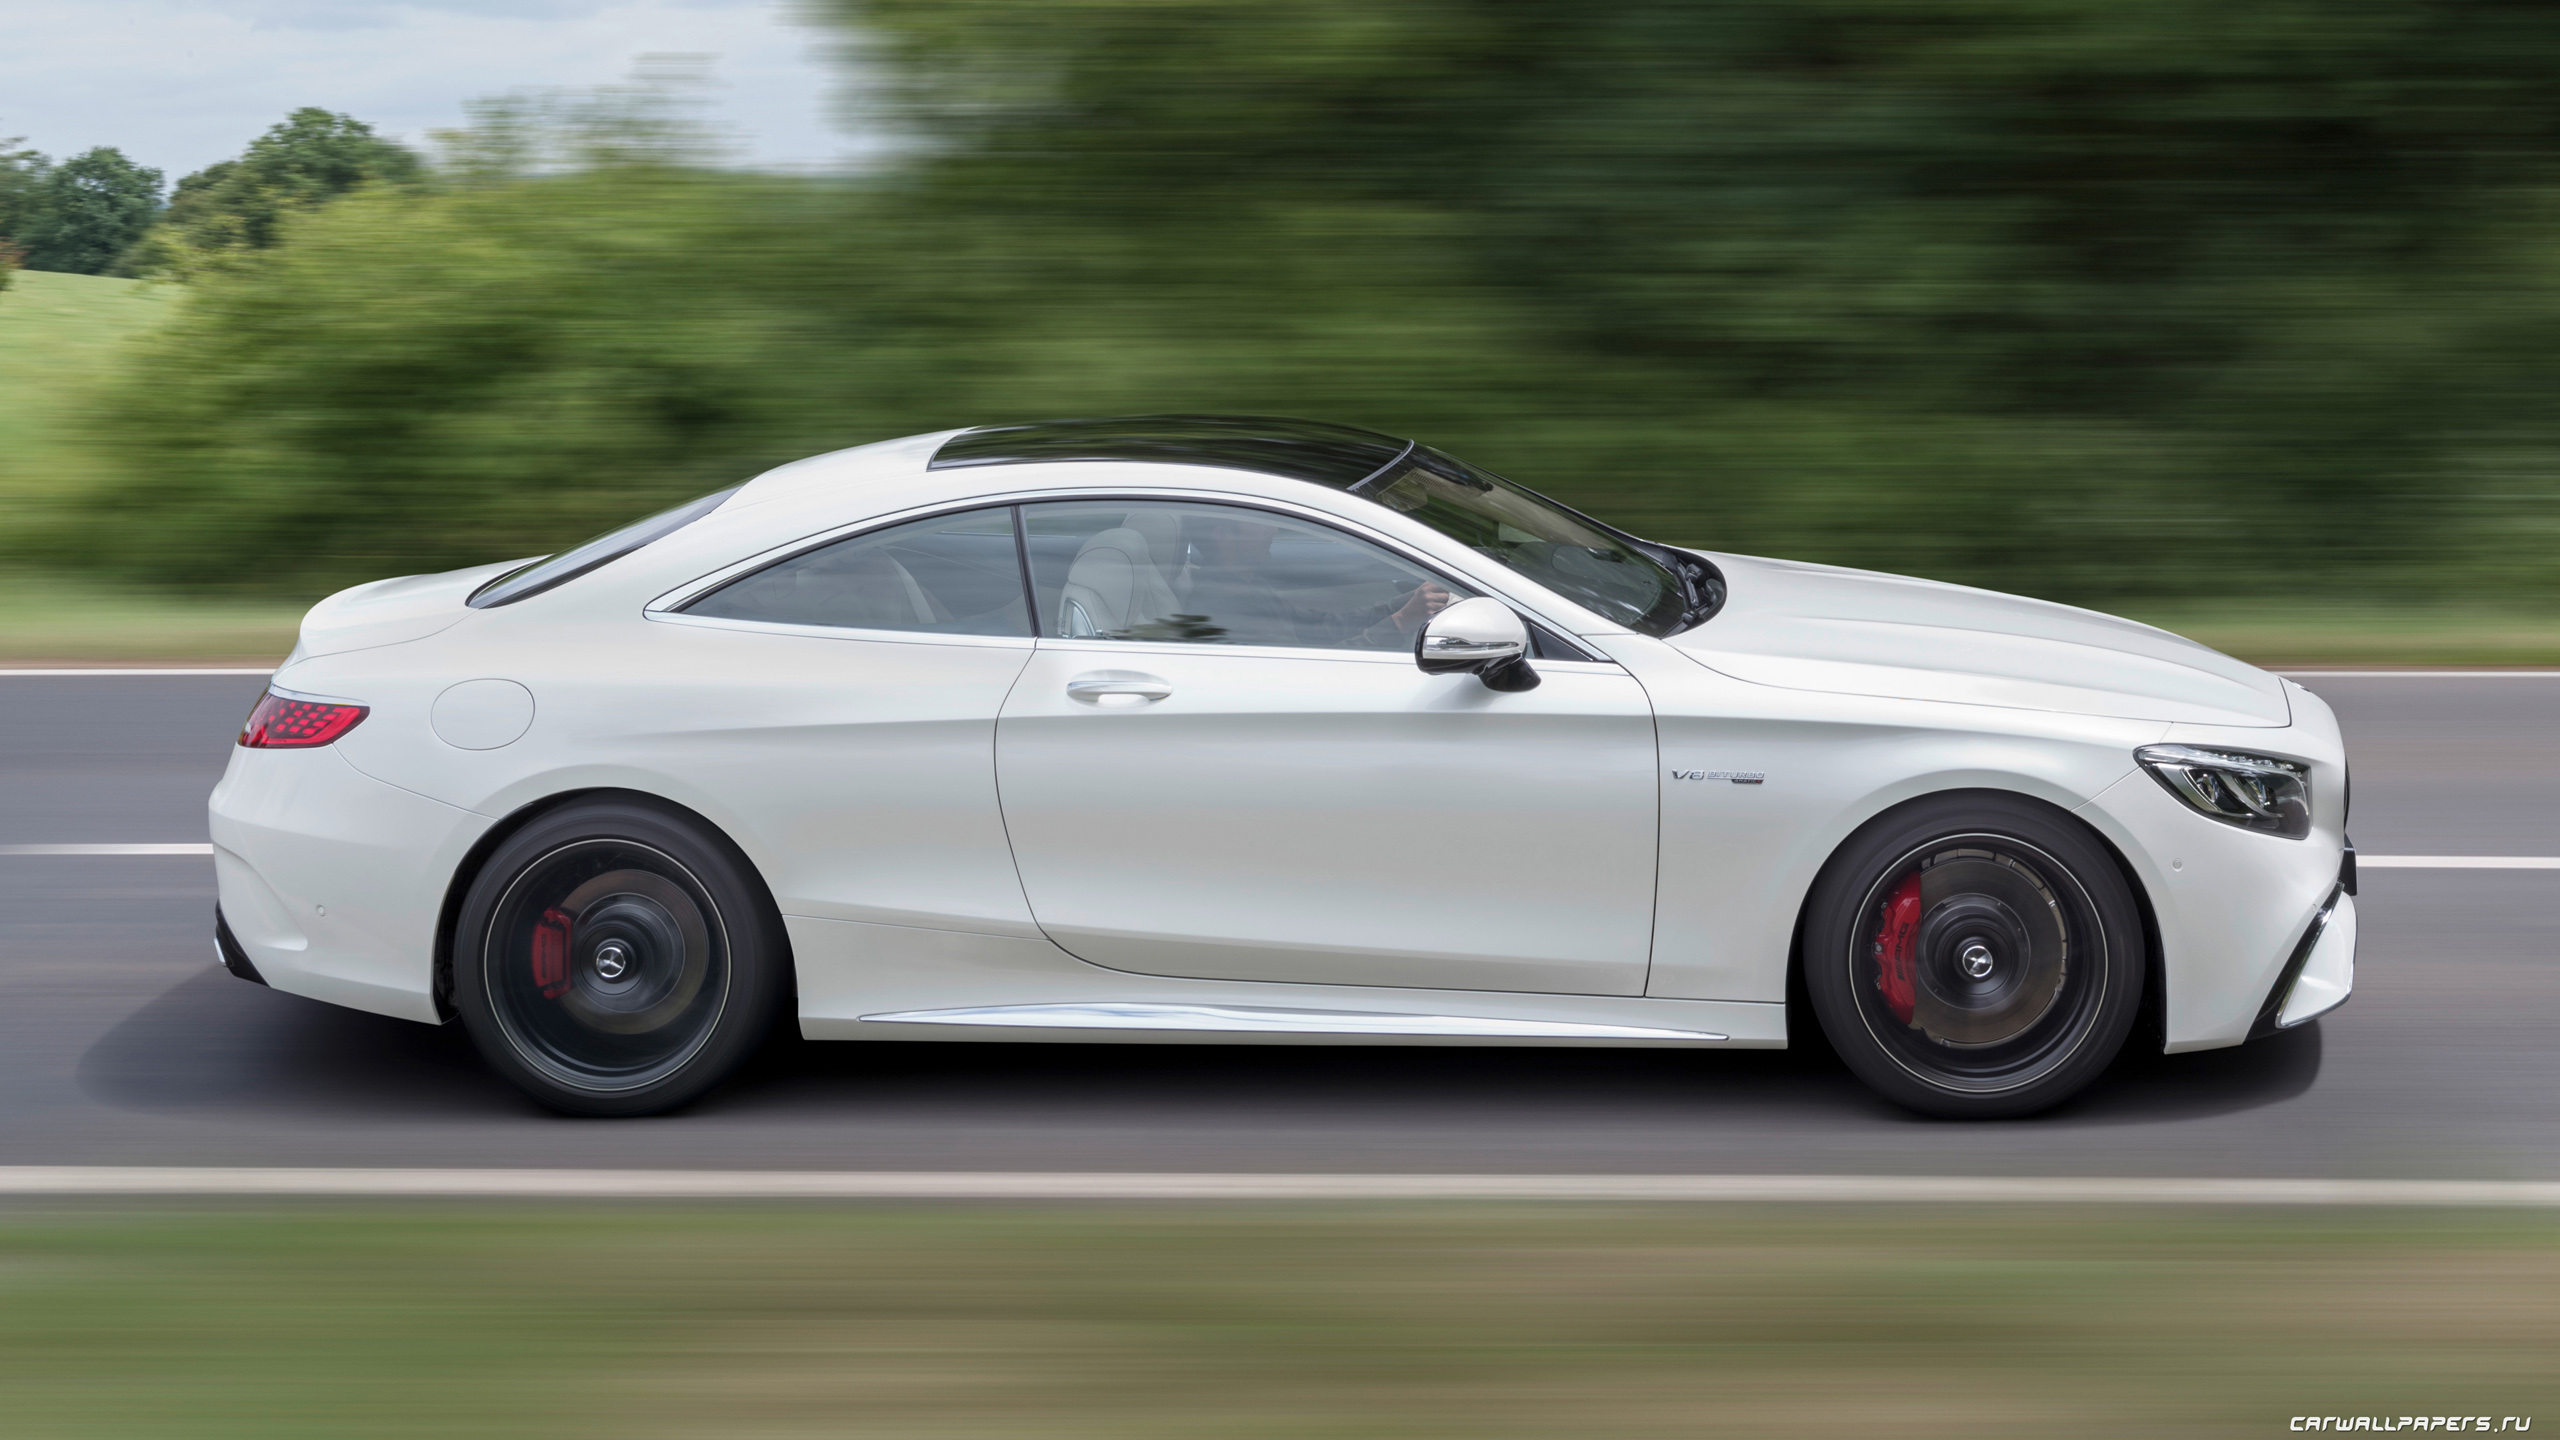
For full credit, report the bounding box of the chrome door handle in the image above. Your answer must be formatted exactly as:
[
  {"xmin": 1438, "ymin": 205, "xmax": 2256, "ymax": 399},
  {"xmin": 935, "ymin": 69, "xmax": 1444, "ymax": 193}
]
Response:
[{"xmin": 1066, "ymin": 673, "xmax": 1173, "ymax": 704}]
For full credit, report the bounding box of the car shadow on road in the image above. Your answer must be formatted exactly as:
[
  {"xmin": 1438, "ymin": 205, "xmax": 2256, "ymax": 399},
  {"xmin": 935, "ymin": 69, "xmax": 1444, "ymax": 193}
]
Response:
[
  {"xmin": 721, "ymin": 1027, "xmax": 1881, "ymax": 1120},
  {"xmin": 712, "ymin": 1013, "xmax": 2325, "ymax": 1130},
  {"xmin": 76, "ymin": 968, "xmax": 518, "ymax": 1118},
  {"xmin": 2056, "ymin": 1020, "xmax": 2325, "ymax": 1125},
  {"xmin": 80, "ymin": 967, "xmax": 2324, "ymax": 1131}
]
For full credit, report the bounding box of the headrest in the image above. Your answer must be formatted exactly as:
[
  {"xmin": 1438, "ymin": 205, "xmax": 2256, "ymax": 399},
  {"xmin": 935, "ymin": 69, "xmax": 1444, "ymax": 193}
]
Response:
[{"xmin": 1117, "ymin": 509, "xmax": 1185, "ymax": 576}]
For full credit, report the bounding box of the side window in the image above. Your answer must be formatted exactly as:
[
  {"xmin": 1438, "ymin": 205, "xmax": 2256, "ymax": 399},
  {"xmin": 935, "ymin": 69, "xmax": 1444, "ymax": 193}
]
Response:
[
  {"xmin": 685, "ymin": 507, "xmax": 1030, "ymax": 637},
  {"xmin": 1020, "ymin": 501, "xmax": 1472, "ymax": 651}
]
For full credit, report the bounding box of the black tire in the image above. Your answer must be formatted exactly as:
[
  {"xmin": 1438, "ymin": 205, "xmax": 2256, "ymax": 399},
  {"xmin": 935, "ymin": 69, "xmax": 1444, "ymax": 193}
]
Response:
[
  {"xmin": 452, "ymin": 797, "xmax": 788, "ymax": 1117},
  {"xmin": 1803, "ymin": 791, "xmax": 2144, "ymax": 1119}
]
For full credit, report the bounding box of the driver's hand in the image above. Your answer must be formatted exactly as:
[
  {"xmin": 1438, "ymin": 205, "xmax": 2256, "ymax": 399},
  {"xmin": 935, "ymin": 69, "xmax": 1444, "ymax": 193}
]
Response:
[{"xmin": 1392, "ymin": 582, "xmax": 1454, "ymax": 632}]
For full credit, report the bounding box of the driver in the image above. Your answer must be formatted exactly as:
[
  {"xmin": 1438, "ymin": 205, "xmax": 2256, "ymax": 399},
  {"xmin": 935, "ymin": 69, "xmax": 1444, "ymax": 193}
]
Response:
[{"xmin": 1172, "ymin": 513, "xmax": 1453, "ymax": 649}]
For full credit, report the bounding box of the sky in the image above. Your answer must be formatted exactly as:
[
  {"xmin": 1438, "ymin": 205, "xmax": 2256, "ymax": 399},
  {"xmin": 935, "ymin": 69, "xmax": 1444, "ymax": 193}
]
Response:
[{"xmin": 0, "ymin": 0, "xmax": 878, "ymax": 183}]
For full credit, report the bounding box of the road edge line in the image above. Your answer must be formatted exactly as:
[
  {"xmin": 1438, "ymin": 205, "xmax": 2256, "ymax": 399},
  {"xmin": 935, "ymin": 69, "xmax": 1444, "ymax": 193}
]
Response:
[{"xmin": 3, "ymin": 1169, "xmax": 2559, "ymax": 1205}]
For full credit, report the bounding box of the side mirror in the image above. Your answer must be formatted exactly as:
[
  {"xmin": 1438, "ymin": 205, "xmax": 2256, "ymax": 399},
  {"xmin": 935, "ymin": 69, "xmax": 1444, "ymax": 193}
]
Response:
[{"xmin": 1415, "ymin": 596, "xmax": 1540, "ymax": 692}]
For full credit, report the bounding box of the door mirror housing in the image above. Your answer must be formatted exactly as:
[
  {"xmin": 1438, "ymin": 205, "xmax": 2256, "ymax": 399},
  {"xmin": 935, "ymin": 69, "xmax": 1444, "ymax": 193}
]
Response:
[{"xmin": 1416, "ymin": 596, "xmax": 1540, "ymax": 692}]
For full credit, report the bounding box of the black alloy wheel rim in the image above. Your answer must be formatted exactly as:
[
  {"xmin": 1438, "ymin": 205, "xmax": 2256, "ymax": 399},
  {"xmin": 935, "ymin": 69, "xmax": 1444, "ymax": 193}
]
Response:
[
  {"xmin": 1848, "ymin": 836, "xmax": 2108, "ymax": 1094},
  {"xmin": 484, "ymin": 839, "xmax": 731, "ymax": 1092}
]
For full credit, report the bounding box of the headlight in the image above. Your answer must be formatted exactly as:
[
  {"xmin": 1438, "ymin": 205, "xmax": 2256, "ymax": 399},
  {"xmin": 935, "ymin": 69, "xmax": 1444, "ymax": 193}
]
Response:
[{"xmin": 2133, "ymin": 744, "xmax": 2312, "ymax": 839}]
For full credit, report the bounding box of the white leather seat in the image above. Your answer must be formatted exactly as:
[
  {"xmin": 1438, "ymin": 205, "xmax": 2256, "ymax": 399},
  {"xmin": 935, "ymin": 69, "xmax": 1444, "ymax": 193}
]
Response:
[
  {"xmin": 1057, "ymin": 511, "xmax": 1184, "ymax": 636},
  {"xmin": 1121, "ymin": 509, "xmax": 1184, "ymax": 582}
]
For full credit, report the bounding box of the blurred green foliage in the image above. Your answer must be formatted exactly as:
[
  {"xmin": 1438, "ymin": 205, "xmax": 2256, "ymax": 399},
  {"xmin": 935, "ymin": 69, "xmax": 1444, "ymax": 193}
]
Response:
[
  {"xmin": 51, "ymin": 169, "xmax": 872, "ymax": 587},
  {"xmin": 45, "ymin": 1, "xmax": 2560, "ymax": 600},
  {"xmin": 115, "ymin": 108, "xmax": 422, "ymax": 278}
]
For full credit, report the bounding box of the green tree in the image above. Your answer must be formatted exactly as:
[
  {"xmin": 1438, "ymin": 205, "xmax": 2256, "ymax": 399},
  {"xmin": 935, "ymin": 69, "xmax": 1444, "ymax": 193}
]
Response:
[
  {"xmin": 120, "ymin": 109, "xmax": 419, "ymax": 276},
  {"xmin": 0, "ymin": 138, "xmax": 49, "ymax": 285},
  {"xmin": 18, "ymin": 147, "xmax": 161, "ymax": 274}
]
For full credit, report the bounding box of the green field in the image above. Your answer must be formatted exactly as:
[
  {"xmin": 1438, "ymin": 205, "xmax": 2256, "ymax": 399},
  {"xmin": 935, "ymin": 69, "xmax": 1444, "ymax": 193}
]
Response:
[
  {"xmin": 0, "ymin": 1202, "xmax": 2551, "ymax": 1437},
  {"xmin": 0, "ymin": 270, "xmax": 177, "ymax": 516},
  {"xmin": 0, "ymin": 273, "xmax": 300, "ymax": 663},
  {"xmin": 0, "ymin": 574, "xmax": 300, "ymax": 665},
  {"xmin": 0, "ymin": 273, "xmax": 292, "ymax": 663}
]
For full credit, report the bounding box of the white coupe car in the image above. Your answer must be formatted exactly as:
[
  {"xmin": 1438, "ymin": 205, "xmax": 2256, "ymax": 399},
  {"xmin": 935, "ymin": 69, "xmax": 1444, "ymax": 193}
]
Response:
[{"xmin": 210, "ymin": 416, "xmax": 2355, "ymax": 1118}]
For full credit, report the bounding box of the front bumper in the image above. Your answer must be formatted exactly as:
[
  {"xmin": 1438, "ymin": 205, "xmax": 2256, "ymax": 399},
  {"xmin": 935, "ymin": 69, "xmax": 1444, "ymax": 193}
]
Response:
[
  {"xmin": 2253, "ymin": 886, "xmax": 2355, "ymax": 1037},
  {"xmin": 2077, "ymin": 764, "xmax": 2348, "ymax": 1052}
]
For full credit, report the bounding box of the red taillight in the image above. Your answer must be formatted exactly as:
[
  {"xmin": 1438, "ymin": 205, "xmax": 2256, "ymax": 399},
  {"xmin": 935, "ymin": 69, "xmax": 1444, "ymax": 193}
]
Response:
[{"xmin": 238, "ymin": 690, "xmax": 370, "ymax": 749}]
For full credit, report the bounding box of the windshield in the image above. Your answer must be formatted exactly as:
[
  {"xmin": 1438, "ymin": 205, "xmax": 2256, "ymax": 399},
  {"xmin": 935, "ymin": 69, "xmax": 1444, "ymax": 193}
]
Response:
[
  {"xmin": 1360, "ymin": 449, "xmax": 1699, "ymax": 635},
  {"xmin": 469, "ymin": 487, "xmax": 738, "ymax": 609}
]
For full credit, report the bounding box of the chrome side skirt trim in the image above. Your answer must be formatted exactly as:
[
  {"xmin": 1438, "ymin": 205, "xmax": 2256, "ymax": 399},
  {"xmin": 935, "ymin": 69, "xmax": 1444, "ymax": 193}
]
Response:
[{"xmin": 857, "ymin": 1001, "xmax": 1728, "ymax": 1042}]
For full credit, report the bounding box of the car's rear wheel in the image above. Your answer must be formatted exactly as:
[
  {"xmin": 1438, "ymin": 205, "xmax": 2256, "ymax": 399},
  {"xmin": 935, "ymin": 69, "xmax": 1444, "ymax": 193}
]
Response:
[
  {"xmin": 453, "ymin": 798, "xmax": 787, "ymax": 1116},
  {"xmin": 1803, "ymin": 792, "xmax": 2144, "ymax": 1119}
]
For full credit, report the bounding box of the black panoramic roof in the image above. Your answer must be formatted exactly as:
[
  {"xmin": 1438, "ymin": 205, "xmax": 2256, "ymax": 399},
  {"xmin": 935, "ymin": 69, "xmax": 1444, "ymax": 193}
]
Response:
[{"xmin": 929, "ymin": 415, "xmax": 1414, "ymax": 490}]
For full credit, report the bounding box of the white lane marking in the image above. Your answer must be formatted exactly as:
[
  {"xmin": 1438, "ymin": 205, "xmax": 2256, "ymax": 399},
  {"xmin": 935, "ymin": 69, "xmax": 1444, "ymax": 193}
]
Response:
[
  {"xmin": 0, "ymin": 1169, "xmax": 2557, "ymax": 1205},
  {"xmin": 2360, "ymin": 855, "xmax": 2560, "ymax": 869},
  {"xmin": 0, "ymin": 668, "xmax": 274, "ymax": 677},
  {"xmin": 0, "ymin": 844, "xmax": 214, "ymax": 856}
]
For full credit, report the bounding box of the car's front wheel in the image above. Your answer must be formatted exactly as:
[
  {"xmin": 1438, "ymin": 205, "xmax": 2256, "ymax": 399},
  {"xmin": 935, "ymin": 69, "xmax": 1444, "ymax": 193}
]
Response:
[
  {"xmin": 1803, "ymin": 792, "xmax": 2144, "ymax": 1119},
  {"xmin": 453, "ymin": 797, "xmax": 788, "ymax": 1116}
]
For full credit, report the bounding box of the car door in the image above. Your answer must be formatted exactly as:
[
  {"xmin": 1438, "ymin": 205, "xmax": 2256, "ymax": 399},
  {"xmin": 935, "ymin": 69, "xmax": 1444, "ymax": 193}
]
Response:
[
  {"xmin": 995, "ymin": 498, "xmax": 1660, "ymax": 995},
  {"xmin": 646, "ymin": 504, "xmax": 1039, "ymax": 934}
]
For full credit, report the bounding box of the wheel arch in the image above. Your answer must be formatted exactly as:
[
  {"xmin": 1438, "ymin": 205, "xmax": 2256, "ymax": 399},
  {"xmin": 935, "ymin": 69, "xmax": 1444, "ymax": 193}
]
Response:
[
  {"xmin": 1780, "ymin": 785, "xmax": 2162, "ymax": 1052},
  {"xmin": 432, "ymin": 787, "xmax": 796, "ymax": 1022}
]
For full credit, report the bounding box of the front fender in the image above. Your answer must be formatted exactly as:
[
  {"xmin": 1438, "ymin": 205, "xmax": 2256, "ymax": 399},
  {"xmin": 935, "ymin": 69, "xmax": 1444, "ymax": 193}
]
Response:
[{"xmin": 1636, "ymin": 657, "xmax": 2160, "ymax": 1004}]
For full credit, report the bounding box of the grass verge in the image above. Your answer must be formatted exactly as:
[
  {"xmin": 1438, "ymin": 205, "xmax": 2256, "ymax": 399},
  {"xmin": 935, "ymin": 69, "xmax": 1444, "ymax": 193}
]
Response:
[
  {"xmin": 0, "ymin": 1201, "xmax": 2552, "ymax": 1437},
  {"xmin": 2125, "ymin": 600, "xmax": 2560, "ymax": 668},
  {"xmin": 0, "ymin": 576, "xmax": 300, "ymax": 666}
]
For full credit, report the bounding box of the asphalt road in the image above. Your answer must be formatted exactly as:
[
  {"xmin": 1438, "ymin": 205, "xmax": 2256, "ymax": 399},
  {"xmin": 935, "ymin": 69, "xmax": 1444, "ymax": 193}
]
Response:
[{"xmin": 2, "ymin": 670, "xmax": 2554, "ymax": 1177}]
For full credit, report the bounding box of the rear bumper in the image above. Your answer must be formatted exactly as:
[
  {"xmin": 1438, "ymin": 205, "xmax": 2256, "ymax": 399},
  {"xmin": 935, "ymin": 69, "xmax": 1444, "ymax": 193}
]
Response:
[
  {"xmin": 213, "ymin": 906, "xmax": 266, "ymax": 986},
  {"xmin": 209, "ymin": 744, "xmax": 492, "ymax": 1024}
]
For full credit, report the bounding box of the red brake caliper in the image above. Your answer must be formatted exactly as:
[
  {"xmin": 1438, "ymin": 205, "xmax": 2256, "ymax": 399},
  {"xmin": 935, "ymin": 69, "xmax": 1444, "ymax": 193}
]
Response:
[
  {"xmin": 1873, "ymin": 872, "xmax": 1924, "ymax": 1024},
  {"xmin": 531, "ymin": 906, "xmax": 575, "ymax": 999}
]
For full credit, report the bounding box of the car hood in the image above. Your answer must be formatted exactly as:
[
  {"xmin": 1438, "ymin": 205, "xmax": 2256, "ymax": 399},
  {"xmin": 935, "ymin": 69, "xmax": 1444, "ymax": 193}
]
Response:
[
  {"xmin": 287, "ymin": 559, "xmax": 525, "ymax": 662},
  {"xmin": 1664, "ymin": 552, "xmax": 2289, "ymax": 728}
]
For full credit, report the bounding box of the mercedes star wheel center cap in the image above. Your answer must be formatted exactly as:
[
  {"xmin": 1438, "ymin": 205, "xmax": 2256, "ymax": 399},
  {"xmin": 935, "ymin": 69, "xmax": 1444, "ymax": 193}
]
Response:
[
  {"xmin": 1959, "ymin": 941, "xmax": 1996, "ymax": 980},
  {"xmin": 594, "ymin": 939, "xmax": 632, "ymax": 981}
]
